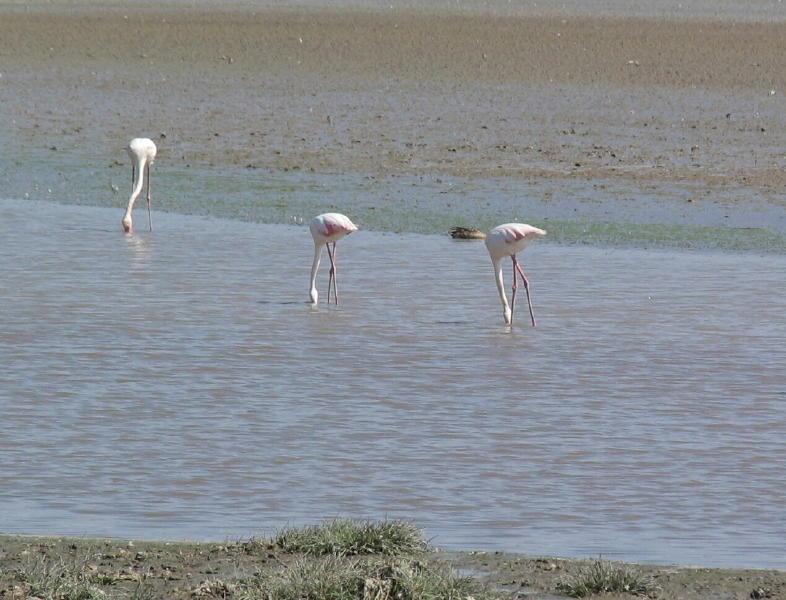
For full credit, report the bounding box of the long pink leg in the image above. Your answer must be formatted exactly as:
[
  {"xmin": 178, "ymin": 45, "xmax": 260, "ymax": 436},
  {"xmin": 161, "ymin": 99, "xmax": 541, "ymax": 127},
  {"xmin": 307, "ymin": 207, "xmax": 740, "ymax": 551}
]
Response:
[
  {"xmin": 331, "ymin": 242, "xmax": 339, "ymax": 304},
  {"xmin": 510, "ymin": 256, "xmax": 518, "ymax": 325},
  {"xmin": 146, "ymin": 163, "xmax": 153, "ymax": 232},
  {"xmin": 326, "ymin": 243, "xmax": 335, "ymax": 304},
  {"xmin": 513, "ymin": 258, "xmax": 536, "ymax": 327}
]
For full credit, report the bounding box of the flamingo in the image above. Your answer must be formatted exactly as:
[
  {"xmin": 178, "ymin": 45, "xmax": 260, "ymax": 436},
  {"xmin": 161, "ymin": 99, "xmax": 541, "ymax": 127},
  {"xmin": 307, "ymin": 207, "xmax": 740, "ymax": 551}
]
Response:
[
  {"xmin": 309, "ymin": 212, "xmax": 358, "ymax": 304},
  {"xmin": 485, "ymin": 223, "xmax": 547, "ymax": 326},
  {"xmin": 122, "ymin": 138, "xmax": 157, "ymax": 233}
]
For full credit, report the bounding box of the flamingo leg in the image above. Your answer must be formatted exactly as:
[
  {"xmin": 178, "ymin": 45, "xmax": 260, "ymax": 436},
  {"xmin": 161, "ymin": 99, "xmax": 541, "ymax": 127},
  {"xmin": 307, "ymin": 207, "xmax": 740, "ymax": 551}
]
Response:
[
  {"xmin": 325, "ymin": 242, "xmax": 334, "ymax": 304},
  {"xmin": 131, "ymin": 163, "xmax": 135, "ymax": 194},
  {"xmin": 330, "ymin": 242, "xmax": 339, "ymax": 304},
  {"xmin": 510, "ymin": 256, "xmax": 518, "ymax": 325},
  {"xmin": 513, "ymin": 259, "xmax": 536, "ymax": 327},
  {"xmin": 146, "ymin": 162, "xmax": 153, "ymax": 232}
]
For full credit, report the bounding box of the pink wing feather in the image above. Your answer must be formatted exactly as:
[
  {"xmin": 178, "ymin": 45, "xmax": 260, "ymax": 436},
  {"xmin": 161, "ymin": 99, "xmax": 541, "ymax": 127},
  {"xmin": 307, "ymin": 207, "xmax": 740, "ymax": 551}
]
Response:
[
  {"xmin": 498, "ymin": 223, "xmax": 546, "ymax": 242},
  {"xmin": 312, "ymin": 212, "xmax": 358, "ymax": 238}
]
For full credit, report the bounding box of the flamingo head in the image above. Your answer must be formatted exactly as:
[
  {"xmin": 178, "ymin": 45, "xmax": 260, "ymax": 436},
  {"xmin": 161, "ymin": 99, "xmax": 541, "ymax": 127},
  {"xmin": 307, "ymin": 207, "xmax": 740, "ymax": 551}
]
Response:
[
  {"xmin": 503, "ymin": 306, "xmax": 512, "ymax": 325},
  {"xmin": 309, "ymin": 288, "xmax": 319, "ymax": 305},
  {"xmin": 122, "ymin": 215, "xmax": 133, "ymax": 234}
]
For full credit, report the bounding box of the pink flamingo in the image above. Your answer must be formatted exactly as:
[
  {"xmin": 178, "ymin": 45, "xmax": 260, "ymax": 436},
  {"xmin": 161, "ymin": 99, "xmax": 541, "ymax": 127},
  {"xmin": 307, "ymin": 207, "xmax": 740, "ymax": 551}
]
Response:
[
  {"xmin": 309, "ymin": 212, "xmax": 358, "ymax": 304},
  {"xmin": 122, "ymin": 138, "xmax": 157, "ymax": 233},
  {"xmin": 485, "ymin": 223, "xmax": 547, "ymax": 326}
]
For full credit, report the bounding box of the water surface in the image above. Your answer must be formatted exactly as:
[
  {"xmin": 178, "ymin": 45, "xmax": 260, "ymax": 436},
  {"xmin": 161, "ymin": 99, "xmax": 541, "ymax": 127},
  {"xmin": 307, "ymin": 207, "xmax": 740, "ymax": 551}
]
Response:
[{"xmin": 1, "ymin": 199, "xmax": 785, "ymax": 568}]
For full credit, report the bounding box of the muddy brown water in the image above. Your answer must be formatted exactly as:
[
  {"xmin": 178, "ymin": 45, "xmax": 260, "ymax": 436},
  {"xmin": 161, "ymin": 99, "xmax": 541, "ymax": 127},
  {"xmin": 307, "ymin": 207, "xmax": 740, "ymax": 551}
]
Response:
[{"xmin": 1, "ymin": 198, "xmax": 784, "ymax": 568}]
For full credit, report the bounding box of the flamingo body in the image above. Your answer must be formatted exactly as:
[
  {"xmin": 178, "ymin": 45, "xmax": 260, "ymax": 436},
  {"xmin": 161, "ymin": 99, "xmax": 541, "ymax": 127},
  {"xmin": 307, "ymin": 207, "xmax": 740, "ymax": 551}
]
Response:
[
  {"xmin": 123, "ymin": 137, "xmax": 157, "ymax": 233},
  {"xmin": 485, "ymin": 223, "xmax": 546, "ymax": 325},
  {"xmin": 309, "ymin": 212, "xmax": 358, "ymax": 304}
]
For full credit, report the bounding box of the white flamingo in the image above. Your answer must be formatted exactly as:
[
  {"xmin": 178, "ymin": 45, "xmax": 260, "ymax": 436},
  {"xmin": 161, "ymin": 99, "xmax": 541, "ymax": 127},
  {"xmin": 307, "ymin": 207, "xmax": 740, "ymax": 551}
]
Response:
[
  {"xmin": 485, "ymin": 223, "xmax": 547, "ymax": 326},
  {"xmin": 309, "ymin": 213, "xmax": 358, "ymax": 304},
  {"xmin": 122, "ymin": 138, "xmax": 157, "ymax": 233}
]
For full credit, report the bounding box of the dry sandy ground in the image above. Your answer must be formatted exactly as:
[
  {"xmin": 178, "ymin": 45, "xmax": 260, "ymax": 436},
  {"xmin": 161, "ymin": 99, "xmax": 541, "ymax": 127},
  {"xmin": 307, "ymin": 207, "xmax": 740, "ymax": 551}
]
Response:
[
  {"xmin": 1, "ymin": 535, "xmax": 785, "ymax": 600},
  {"xmin": 1, "ymin": 3, "xmax": 785, "ymax": 201}
]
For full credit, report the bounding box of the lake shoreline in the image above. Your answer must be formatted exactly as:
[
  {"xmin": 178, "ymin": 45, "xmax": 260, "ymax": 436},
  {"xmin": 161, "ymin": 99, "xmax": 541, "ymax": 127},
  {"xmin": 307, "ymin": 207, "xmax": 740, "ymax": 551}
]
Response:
[
  {"xmin": 2, "ymin": 2, "xmax": 785, "ymax": 251},
  {"xmin": 1, "ymin": 533, "xmax": 785, "ymax": 599}
]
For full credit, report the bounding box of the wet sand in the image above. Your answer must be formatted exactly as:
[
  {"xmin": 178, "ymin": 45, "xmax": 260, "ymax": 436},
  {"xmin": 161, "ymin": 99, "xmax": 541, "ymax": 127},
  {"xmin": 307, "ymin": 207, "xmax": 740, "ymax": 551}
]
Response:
[
  {"xmin": 1, "ymin": 534, "xmax": 785, "ymax": 600},
  {"xmin": 1, "ymin": 2, "xmax": 785, "ymax": 199}
]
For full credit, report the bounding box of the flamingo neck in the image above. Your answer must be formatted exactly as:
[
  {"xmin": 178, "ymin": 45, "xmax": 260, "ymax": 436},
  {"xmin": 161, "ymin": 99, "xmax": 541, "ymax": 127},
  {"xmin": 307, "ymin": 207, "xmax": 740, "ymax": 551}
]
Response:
[
  {"xmin": 491, "ymin": 256, "xmax": 512, "ymax": 324},
  {"xmin": 309, "ymin": 241, "xmax": 323, "ymax": 304},
  {"xmin": 124, "ymin": 155, "xmax": 148, "ymax": 221}
]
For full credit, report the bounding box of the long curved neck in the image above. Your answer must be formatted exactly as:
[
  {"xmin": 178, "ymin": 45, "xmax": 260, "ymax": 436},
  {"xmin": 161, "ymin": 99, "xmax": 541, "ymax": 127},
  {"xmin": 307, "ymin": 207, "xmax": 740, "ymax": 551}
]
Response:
[
  {"xmin": 124, "ymin": 156, "xmax": 148, "ymax": 219},
  {"xmin": 309, "ymin": 241, "xmax": 323, "ymax": 301},
  {"xmin": 492, "ymin": 256, "xmax": 510, "ymax": 314}
]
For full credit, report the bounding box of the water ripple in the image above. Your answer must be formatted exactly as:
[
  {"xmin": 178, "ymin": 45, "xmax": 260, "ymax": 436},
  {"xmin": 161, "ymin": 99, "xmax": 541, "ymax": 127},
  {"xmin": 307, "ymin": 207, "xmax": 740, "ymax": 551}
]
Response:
[{"xmin": 1, "ymin": 199, "xmax": 785, "ymax": 569}]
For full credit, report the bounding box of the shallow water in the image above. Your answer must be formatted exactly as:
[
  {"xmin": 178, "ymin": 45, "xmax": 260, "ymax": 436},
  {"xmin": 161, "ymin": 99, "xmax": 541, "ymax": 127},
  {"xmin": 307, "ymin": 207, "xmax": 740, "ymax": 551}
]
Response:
[
  {"xmin": 1, "ymin": 199, "xmax": 785, "ymax": 568},
  {"xmin": 4, "ymin": 151, "xmax": 786, "ymax": 253}
]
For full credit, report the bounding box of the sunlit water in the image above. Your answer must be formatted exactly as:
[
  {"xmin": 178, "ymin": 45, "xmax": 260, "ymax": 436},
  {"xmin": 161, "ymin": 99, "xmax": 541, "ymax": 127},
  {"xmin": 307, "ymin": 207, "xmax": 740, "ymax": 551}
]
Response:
[{"xmin": 1, "ymin": 199, "xmax": 785, "ymax": 568}]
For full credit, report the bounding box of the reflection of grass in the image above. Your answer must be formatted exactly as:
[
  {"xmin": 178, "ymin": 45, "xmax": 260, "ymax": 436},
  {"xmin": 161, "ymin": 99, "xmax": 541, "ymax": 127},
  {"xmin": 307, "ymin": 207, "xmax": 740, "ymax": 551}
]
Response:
[
  {"xmin": 274, "ymin": 519, "xmax": 428, "ymax": 557},
  {"xmin": 556, "ymin": 559, "xmax": 656, "ymax": 597}
]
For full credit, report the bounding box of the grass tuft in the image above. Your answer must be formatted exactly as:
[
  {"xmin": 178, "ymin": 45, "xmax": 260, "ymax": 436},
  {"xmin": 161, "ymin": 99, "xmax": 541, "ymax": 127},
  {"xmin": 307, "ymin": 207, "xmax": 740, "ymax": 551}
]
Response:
[
  {"xmin": 364, "ymin": 557, "xmax": 484, "ymax": 600},
  {"xmin": 240, "ymin": 556, "xmax": 361, "ymax": 600},
  {"xmin": 556, "ymin": 559, "xmax": 656, "ymax": 597},
  {"xmin": 237, "ymin": 556, "xmax": 486, "ymax": 600},
  {"xmin": 18, "ymin": 554, "xmax": 107, "ymax": 600},
  {"xmin": 274, "ymin": 519, "xmax": 429, "ymax": 557},
  {"xmin": 192, "ymin": 578, "xmax": 237, "ymax": 598}
]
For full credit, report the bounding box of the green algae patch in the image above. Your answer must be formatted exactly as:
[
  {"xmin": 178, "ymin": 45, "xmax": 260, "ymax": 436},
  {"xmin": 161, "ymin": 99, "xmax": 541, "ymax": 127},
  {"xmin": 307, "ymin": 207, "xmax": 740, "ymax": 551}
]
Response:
[{"xmin": 5, "ymin": 152, "xmax": 785, "ymax": 254}]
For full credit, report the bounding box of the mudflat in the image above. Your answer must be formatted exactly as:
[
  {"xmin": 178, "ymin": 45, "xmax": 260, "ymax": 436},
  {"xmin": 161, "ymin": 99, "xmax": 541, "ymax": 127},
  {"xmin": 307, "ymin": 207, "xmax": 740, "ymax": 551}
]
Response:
[
  {"xmin": 1, "ymin": 534, "xmax": 786, "ymax": 600},
  {"xmin": 2, "ymin": 2, "xmax": 785, "ymax": 196}
]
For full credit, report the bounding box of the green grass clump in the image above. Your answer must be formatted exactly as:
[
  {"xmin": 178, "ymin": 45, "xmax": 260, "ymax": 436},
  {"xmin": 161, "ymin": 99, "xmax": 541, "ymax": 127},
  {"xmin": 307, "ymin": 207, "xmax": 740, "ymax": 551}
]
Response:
[
  {"xmin": 239, "ymin": 557, "xmax": 361, "ymax": 600},
  {"xmin": 274, "ymin": 519, "xmax": 429, "ymax": 557},
  {"xmin": 18, "ymin": 554, "xmax": 107, "ymax": 600},
  {"xmin": 367, "ymin": 558, "xmax": 483, "ymax": 600},
  {"xmin": 237, "ymin": 556, "xmax": 485, "ymax": 600},
  {"xmin": 556, "ymin": 559, "xmax": 655, "ymax": 597}
]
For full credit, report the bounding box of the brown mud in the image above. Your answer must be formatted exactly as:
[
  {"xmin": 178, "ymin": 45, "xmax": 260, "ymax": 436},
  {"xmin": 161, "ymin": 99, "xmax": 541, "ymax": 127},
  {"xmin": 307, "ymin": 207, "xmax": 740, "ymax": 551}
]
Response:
[
  {"xmin": 1, "ymin": 4, "xmax": 785, "ymax": 196},
  {"xmin": 1, "ymin": 535, "xmax": 785, "ymax": 599}
]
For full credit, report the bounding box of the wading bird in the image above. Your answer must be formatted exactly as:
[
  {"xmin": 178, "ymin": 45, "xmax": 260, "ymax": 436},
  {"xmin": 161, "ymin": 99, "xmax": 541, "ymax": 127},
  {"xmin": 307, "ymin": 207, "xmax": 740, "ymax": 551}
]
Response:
[
  {"xmin": 309, "ymin": 212, "xmax": 358, "ymax": 305},
  {"xmin": 449, "ymin": 226, "xmax": 486, "ymax": 240},
  {"xmin": 122, "ymin": 138, "xmax": 157, "ymax": 233},
  {"xmin": 485, "ymin": 223, "xmax": 546, "ymax": 326}
]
